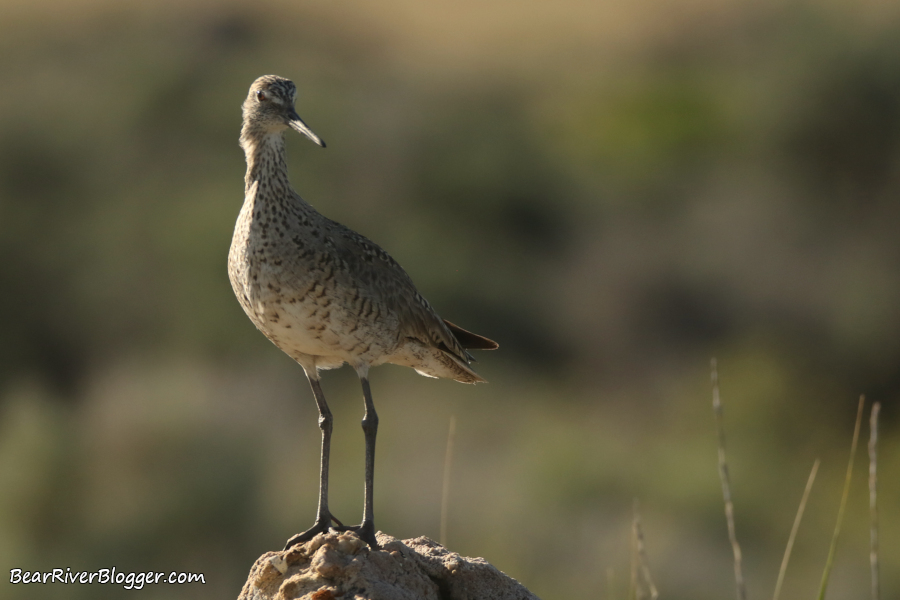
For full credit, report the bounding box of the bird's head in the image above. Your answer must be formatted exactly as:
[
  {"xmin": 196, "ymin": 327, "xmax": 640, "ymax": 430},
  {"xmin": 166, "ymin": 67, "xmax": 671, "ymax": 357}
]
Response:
[{"xmin": 241, "ymin": 75, "xmax": 325, "ymax": 148}]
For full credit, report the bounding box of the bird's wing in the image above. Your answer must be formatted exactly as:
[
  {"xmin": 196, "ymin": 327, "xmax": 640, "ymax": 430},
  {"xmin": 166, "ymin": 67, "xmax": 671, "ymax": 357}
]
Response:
[{"xmin": 327, "ymin": 222, "xmax": 472, "ymax": 364}]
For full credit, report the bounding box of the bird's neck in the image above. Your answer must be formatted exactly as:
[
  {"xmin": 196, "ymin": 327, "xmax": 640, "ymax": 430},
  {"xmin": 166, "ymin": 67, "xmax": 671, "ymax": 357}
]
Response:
[{"xmin": 241, "ymin": 130, "xmax": 292, "ymax": 194}]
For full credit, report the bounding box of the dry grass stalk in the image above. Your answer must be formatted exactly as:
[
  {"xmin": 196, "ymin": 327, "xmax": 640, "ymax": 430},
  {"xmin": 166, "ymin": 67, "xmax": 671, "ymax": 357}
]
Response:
[
  {"xmin": 632, "ymin": 500, "xmax": 659, "ymax": 600},
  {"xmin": 772, "ymin": 458, "xmax": 820, "ymax": 600},
  {"xmin": 439, "ymin": 415, "xmax": 457, "ymax": 548},
  {"xmin": 629, "ymin": 516, "xmax": 638, "ymax": 600},
  {"xmin": 816, "ymin": 395, "xmax": 865, "ymax": 600},
  {"xmin": 711, "ymin": 358, "xmax": 747, "ymax": 600},
  {"xmin": 869, "ymin": 402, "xmax": 880, "ymax": 600}
]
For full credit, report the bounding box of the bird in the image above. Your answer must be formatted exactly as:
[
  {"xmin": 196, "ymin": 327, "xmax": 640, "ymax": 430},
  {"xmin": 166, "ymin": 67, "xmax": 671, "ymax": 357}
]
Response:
[{"xmin": 228, "ymin": 75, "xmax": 498, "ymax": 550}]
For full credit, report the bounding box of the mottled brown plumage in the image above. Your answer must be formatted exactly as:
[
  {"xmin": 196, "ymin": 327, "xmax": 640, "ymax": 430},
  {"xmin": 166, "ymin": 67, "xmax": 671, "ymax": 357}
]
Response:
[{"xmin": 227, "ymin": 75, "xmax": 497, "ymax": 549}]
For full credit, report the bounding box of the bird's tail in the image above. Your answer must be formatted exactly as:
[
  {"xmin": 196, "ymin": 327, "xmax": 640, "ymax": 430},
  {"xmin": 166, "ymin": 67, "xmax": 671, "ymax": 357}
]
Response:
[{"xmin": 443, "ymin": 319, "xmax": 499, "ymax": 351}]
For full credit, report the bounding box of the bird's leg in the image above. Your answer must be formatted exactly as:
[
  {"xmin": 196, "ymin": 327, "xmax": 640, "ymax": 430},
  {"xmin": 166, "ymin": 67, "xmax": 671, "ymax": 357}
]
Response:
[
  {"xmin": 356, "ymin": 373, "xmax": 380, "ymax": 548},
  {"xmin": 284, "ymin": 376, "xmax": 336, "ymax": 550}
]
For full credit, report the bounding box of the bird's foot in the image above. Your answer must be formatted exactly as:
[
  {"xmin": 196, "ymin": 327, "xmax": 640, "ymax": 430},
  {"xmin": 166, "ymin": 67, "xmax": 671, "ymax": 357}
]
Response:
[
  {"xmin": 345, "ymin": 520, "xmax": 379, "ymax": 549},
  {"xmin": 283, "ymin": 514, "xmax": 346, "ymax": 550},
  {"xmin": 284, "ymin": 515, "xmax": 379, "ymax": 551}
]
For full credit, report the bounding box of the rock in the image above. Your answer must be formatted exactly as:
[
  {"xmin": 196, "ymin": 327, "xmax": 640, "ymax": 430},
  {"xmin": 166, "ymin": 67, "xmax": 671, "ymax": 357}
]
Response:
[{"xmin": 238, "ymin": 531, "xmax": 540, "ymax": 600}]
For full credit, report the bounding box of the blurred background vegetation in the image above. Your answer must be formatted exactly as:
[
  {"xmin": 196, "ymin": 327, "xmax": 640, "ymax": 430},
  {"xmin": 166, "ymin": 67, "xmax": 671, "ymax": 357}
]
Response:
[{"xmin": 1, "ymin": 0, "xmax": 898, "ymax": 598}]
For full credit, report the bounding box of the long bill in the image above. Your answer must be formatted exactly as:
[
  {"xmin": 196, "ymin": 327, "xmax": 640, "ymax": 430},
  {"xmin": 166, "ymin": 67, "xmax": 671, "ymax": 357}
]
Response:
[{"xmin": 288, "ymin": 110, "xmax": 326, "ymax": 148}]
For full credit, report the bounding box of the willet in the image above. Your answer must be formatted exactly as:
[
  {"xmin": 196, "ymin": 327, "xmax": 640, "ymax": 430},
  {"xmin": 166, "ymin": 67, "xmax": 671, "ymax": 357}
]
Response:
[{"xmin": 228, "ymin": 75, "xmax": 498, "ymax": 549}]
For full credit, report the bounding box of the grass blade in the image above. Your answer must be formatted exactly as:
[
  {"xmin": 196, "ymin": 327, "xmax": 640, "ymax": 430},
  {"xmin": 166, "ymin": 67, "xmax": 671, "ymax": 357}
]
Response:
[
  {"xmin": 816, "ymin": 395, "xmax": 865, "ymax": 600},
  {"xmin": 869, "ymin": 402, "xmax": 880, "ymax": 600},
  {"xmin": 633, "ymin": 500, "xmax": 659, "ymax": 600},
  {"xmin": 772, "ymin": 458, "xmax": 820, "ymax": 600},
  {"xmin": 440, "ymin": 415, "xmax": 457, "ymax": 547},
  {"xmin": 711, "ymin": 358, "xmax": 748, "ymax": 600},
  {"xmin": 629, "ymin": 511, "xmax": 638, "ymax": 600}
]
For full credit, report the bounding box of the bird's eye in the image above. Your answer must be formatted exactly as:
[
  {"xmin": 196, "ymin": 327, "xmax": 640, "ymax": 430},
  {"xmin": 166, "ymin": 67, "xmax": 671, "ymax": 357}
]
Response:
[{"xmin": 256, "ymin": 90, "xmax": 267, "ymax": 102}]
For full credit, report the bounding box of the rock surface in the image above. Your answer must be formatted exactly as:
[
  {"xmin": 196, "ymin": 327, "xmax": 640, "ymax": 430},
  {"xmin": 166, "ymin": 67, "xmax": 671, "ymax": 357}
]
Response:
[{"xmin": 238, "ymin": 531, "xmax": 540, "ymax": 600}]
